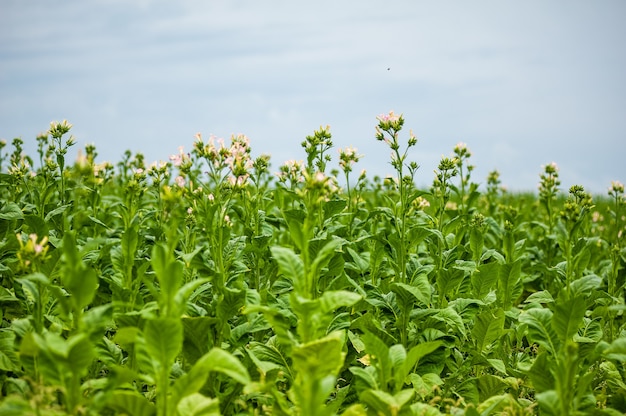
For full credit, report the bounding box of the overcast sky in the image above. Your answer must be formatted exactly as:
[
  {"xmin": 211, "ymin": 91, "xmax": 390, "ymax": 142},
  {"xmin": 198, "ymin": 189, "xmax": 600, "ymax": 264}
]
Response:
[{"xmin": 1, "ymin": 0, "xmax": 625, "ymax": 194}]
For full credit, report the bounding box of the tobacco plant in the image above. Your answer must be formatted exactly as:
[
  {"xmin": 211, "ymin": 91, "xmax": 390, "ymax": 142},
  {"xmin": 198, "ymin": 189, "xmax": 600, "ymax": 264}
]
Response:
[{"xmin": 0, "ymin": 114, "xmax": 625, "ymax": 415}]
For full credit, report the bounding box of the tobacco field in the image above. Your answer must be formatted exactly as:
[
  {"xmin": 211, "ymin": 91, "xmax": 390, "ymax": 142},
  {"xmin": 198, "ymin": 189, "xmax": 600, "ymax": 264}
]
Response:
[{"xmin": 1, "ymin": 113, "xmax": 625, "ymax": 415}]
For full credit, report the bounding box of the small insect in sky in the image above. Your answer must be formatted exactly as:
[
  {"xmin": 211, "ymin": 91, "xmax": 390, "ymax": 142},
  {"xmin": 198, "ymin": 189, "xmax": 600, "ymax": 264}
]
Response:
[{"xmin": 387, "ymin": 67, "xmax": 390, "ymax": 71}]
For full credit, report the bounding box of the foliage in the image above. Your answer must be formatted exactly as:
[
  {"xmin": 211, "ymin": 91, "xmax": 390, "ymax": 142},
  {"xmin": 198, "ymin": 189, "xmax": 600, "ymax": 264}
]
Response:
[{"xmin": 0, "ymin": 116, "xmax": 625, "ymax": 415}]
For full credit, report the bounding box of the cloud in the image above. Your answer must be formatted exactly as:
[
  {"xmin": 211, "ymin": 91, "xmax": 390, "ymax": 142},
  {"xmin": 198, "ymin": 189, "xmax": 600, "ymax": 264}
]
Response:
[{"xmin": 1, "ymin": 0, "xmax": 625, "ymax": 193}]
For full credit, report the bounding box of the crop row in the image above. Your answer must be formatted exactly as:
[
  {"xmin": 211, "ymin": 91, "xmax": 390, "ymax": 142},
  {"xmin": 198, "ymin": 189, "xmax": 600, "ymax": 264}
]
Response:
[{"xmin": 0, "ymin": 114, "xmax": 625, "ymax": 415}]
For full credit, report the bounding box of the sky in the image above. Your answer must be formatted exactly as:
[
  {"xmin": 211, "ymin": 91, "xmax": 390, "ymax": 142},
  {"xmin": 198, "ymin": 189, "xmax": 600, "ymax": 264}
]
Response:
[{"xmin": 1, "ymin": 0, "xmax": 625, "ymax": 194}]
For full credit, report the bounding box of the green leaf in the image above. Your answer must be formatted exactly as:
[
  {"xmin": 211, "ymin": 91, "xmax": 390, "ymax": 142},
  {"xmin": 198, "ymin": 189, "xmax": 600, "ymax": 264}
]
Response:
[
  {"xmin": 108, "ymin": 391, "xmax": 156, "ymax": 416},
  {"xmin": 349, "ymin": 366, "xmax": 379, "ymax": 391},
  {"xmin": 319, "ymin": 290, "xmax": 362, "ymax": 314},
  {"xmin": 44, "ymin": 203, "xmax": 71, "ymax": 221},
  {"xmin": 552, "ymin": 295, "xmax": 586, "ymax": 343},
  {"xmin": 323, "ymin": 199, "xmax": 347, "ymax": 219},
  {"xmin": 486, "ymin": 359, "xmax": 507, "ymax": 375},
  {"xmin": 403, "ymin": 341, "xmax": 443, "ymax": 378},
  {"xmin": 151, "ymin": 243, "xmax": 183, "ymax": 310},
  {"xmin": 60, "ymin": 231, "xmax": 98, "ymax": 311},
  {"xmin": 176, "ymin": 393, "xmax": 220, "ymax": 416},
  {"xmin": 498, "ymin": 261, "xmax": 521, "ymax": 309},
  {"xmin": 469, "ymin": 227, "xmax": 484, "ymax": 262},
  {"xmin": 433, "ymin": 307, "xmax": 467, "ymax": 340},
  {"xmin": 66, "ymin": 334, "xmax": 96, "ymax": 376},
  {"xmin": 524, "ymin": 291, "xmax": 554, "ymax": 304},
  {"xmin": 0, "ymin": 202, "xmax": 23, "ymax": 220},
  {"xmin": 292, "ymin": 331, "xmax": 346, "ymax": 381},
  {"xmin": 271, "ymin": 245, "xmax": 304, "ymax": 293},
  {"xmin": 409, "ymin": 373, "xmax": 444, "ymax": 400},
  {"xmin": 0, "ymin": 330, "xmax": 20, "ymax": 372},
  {"xmin": 519, "ymin": 308, "xmax": 559, "ymax": 355},
  {"xmin": 359, "ymin": 389, "xmax": 414, "ymax": 415},
  {"xmin": 172, "ymin": 347, "xmax": 250, "ymax": 407},
  {"xmin": 144, "ymin": 317, "xmax": 183, "ymax": 371},
  {"xmin": 310, "ymin": 238, "xmax": 343, "ymax": 281},
  {"xmin": 602, "ymin": 337, "xmax": 626, "ymax": 362},
  {"xmin": 569, "ymin": 274, "xmax": 602, "ymax": 298},
  {"xmin": 390, "ymin": 282, "xmax": 430, "ymax": 307},
  {"xmin": 471, "ymin": 261, "xmax": 500, "ymax": 300},
  {"xmin": 361, "ymin": 332, "xmax": 392, "ymax": 387},
  {"xmin": 181, "ymin": 316, "xmax": 218, "ymax": 363},
  {"xmin": 477, "ymin": 374, "xmax": 507, "ymax": 402},
  {"xmin": 471, "ymin": 308, "xmax": 505, "ymax": 353}
]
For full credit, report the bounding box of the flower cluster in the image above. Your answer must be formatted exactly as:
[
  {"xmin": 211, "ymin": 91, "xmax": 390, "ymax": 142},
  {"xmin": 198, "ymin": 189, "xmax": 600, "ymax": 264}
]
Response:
[
  {"xmin": 560, "ymin": 185, "xmax": 593, "ymax": 225},
  {"xmin": 302, "ymin": 125, "xmax": 333, "ymax": 173},
  {"xmin": 609, "ymin": 180, "xmax": 625, "ymax": 199},
  {"xmin": 338, "ymin": 146, "xmax": 362, "ymax": 174},
  {"xmin": 16, "ymin": 233, "xmax": 49, "ymax": 272},
  {"xmin": 277, "ymin": 159, "xmax": 306, "ymax": 186},
  {"xmin": 375, "ymin": 111, "xmax": 404, "ymax": 140},
  {"xmin": 192, "ymin": 133, "xmax": 253, "ymax": 188},
  {"xmin": 225, "ymin": 134, "xmax": 253, "ymax": 188},
  {"xmin": 539, "ymin": 162, "xmax": 560, "ymax": 198}
]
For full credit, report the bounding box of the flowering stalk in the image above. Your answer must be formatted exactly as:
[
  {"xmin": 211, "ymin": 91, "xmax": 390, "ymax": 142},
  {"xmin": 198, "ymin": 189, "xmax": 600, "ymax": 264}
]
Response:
[
  {"xmin": 375, "ymin": 111, "xmax": 419, "ymax": 284},
  {"xmin": 607, "ymin": 181, "xmax": 625, "ymax": 340},
  {"xmin": 48, "ymin": 120, "xmax": 76, "ymax": 206},
  {"xmin": 338, "ymin": 146, "xmax": 363, "ymax": 235},
  {"xmin": 539, "ymin": 162, "xmax": 561, "ymax": 234}
]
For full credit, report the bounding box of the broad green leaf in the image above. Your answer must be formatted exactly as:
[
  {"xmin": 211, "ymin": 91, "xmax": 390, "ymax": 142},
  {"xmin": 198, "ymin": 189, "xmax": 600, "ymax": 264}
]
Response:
[
  {"xmin": 0, "ymin": 330, "xmax": 20, "ymax": 372},
  {"xmin": 403, "ymin": 341, "xmax": 443, "ymax": 379},
  {"xmin": 524, "ymin": 291, "xmax": 554, "ymax": 304},
  {"xmin": 66, "ymin": 334, "xmax": 96, "ymax": 376},
  {"xmin": 151, "ymin": 242, "xmax": 183, "ymax": 309},
  {"xmin": 281, "ymin": 208, "xmax": 305, "ymax": 251},
  {"xmin": 388, "ymin": 344, "xmax": 407, "ymax": 380},
  {"xmin": 144, "ymin": 317, "xmax": 183, "ymax": 371},
  {"xmin": 361, "ymin": 332, "xmax": 392, "ymax": 387},
  {"xmin": 359, "ymin": 389, "xmax": 414, "ymax": 416},
  {"xmin": 527, "ymin": 352, "xmax": 555, "ymax": 392},
  {"xmin": 433, "ymin": 307, "xmax": 467, "ymax": 340},
  {"xmin": 181, "ymin": 316, "xmax": 219, "ymax": 363},
  {"xmin": 519, "ymin": 308, "xmax": 559, "ymax": 355},
  {"xmin": 486, "ymin": 359, "xmax": 506, "ymax": 375},
  {"xmin": 410, "ymin": 402, "xmax": 445, "ymax": 416},
  {"xmin": 44, "ymin": 203, "xmax": 71, "ymax": 221},
  {"xmin": 476, "ymin": 393, "xmax": 522, "ymax": 415},
  {"xmin": 536, "ymin": 390, "xmax": 560, "ymax": 416},
  {"xmin": 323, "ymin": 198, "xmax": 347, "ymax": 219},
  {"xmin": 390, "ymin": 282, "xmax": 429, "ymax": 307},
  {"xmin": 552, "ymin": 295, "xmax": 586, "ymax": 343},
  {"xmin": 176, "ymin": 393, "xmax": 220, "ymax": 416},
  {"xmin": 349, "ymin": 366, "xmax": 379, "ymax": 391},
  {"xmin": 498, "ymin": 260, "xmax": 521, "ymax": 309},
  {"xmin": 471, "ymin": 308, "xmax": 505, "ymax": 353},
  {"xmin": 318, "ymin": 290, "xmax": 362, "ymax": 314},
  {"xmin": 469, "ymin": 227, "xmax": 484, "ymax": 262},
  {"xmin": 471, "ymin": 261, "xmax": 500, "ymax": 300},
  {"xmin": 0, "ymin": 202, "xmax": 23, "ymax": 220},
  {"xmin": 602, "ymin": 337, "xmax": 626, "ymax": 362},
  {"xmin": 60, "ymin": 231, "xmax": 98, "ymax": 311},
  {"xmin": 409, "ymin": 373, "xmax": 444, "ymax": 400},
  {"xmin": 292, "ymin": 331, "xmax": 346, "ymax": 381},
  {"xmin": 310, "ymin": 238, "xmax": 343, "ymax": 281},
  {"xmin": 569, "ymin": 274, "xmax": 602, "ymax": 298},
  {"xmin": 108, "ymin": 391, "xmax": 156, "ymax": 416},
  {"xmin": 271, "ymin": 245, "xmax": 304, "ymax": 293},
  {"xmin": 0, "ymin": 286, "xmax": 18, "ymax": 303},
  {"xmin": 346, "ymin": 246, "xmax": 369, "ymax": 274},
  {"xmin": 172, "ymin": 347, "xmax": 250, "ymax": 407},
  {"xmin": 477, "ymin": 374, "xmax": 507, "ymax": 402}
]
